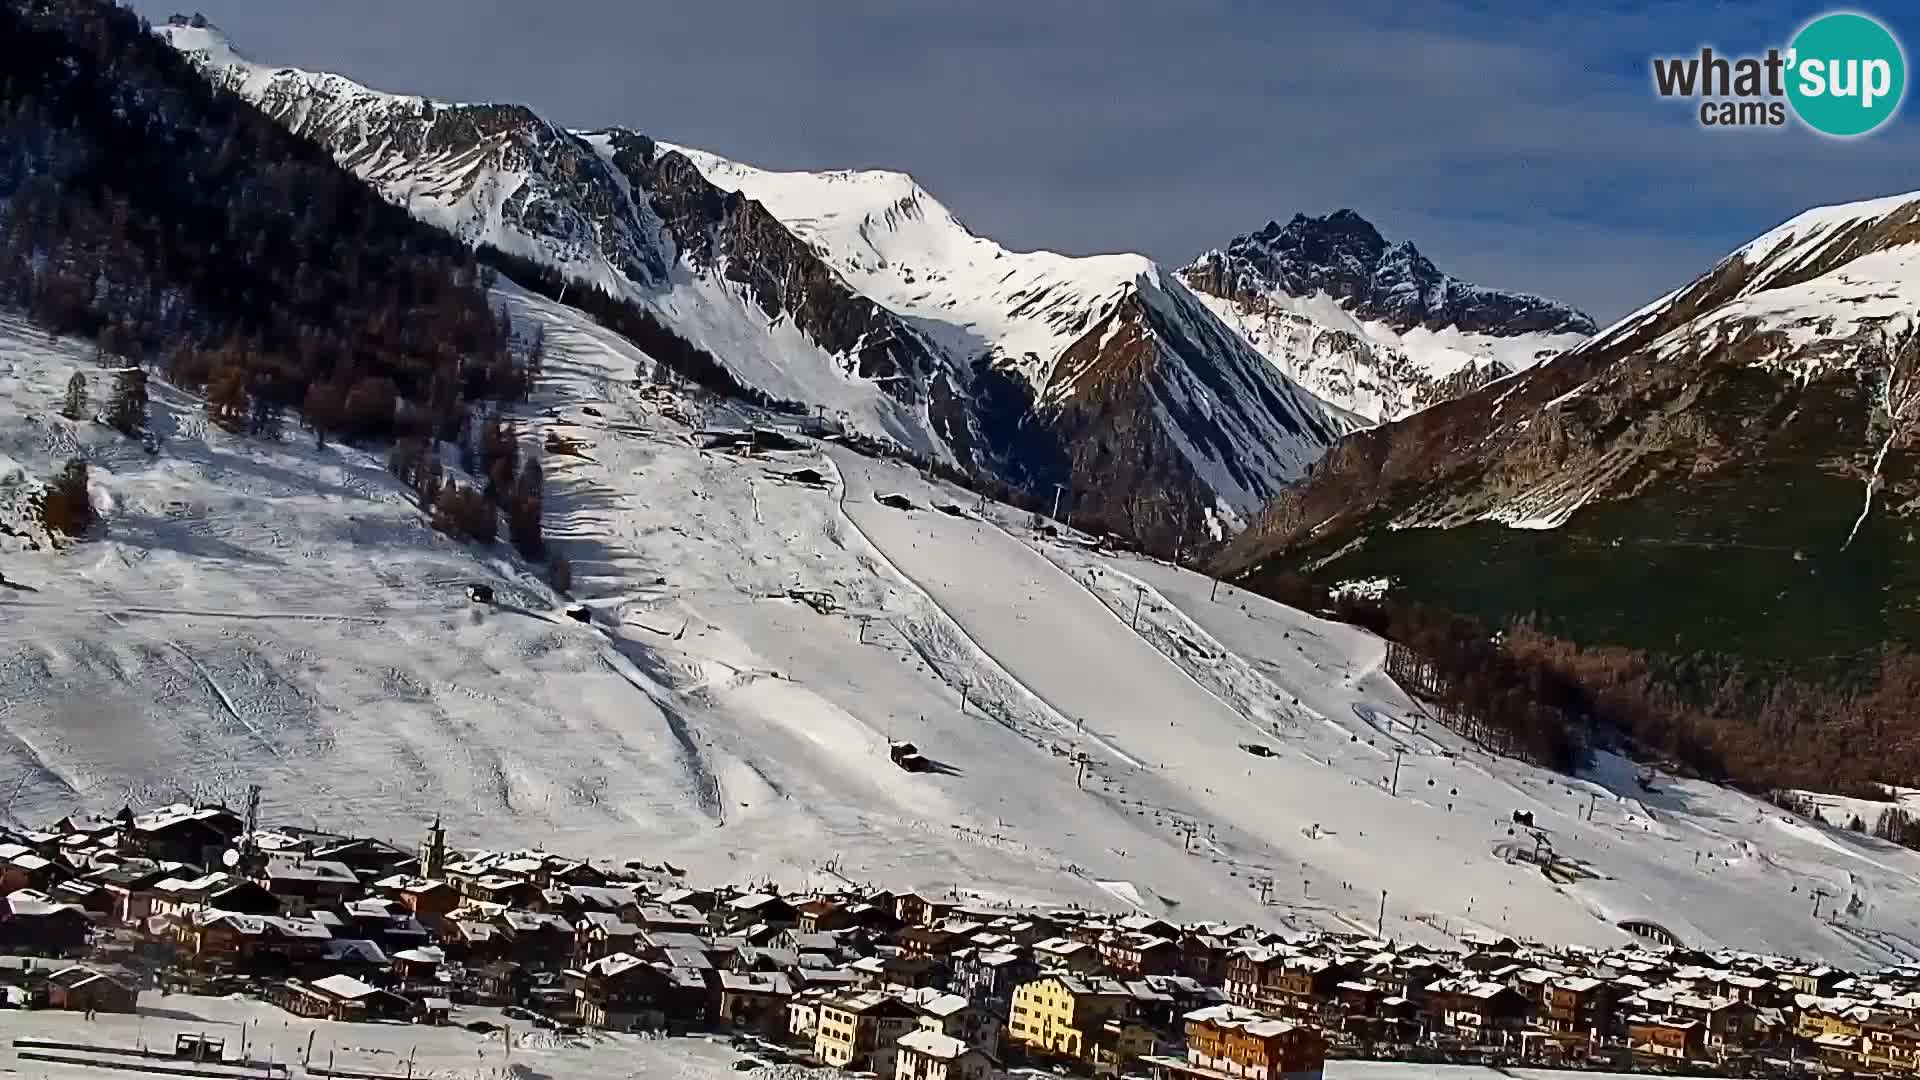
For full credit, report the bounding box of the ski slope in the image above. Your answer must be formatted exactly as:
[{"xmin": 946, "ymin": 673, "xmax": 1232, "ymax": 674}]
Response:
[{"xmin": 5, "ymin": 294, "xmax": 1920, "ymax": 963}]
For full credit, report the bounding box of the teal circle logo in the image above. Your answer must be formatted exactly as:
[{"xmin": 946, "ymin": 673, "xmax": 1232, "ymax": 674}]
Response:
[{"xmin": 1786, "ymin": 12, "xmax": 1906, "ymax": 137}]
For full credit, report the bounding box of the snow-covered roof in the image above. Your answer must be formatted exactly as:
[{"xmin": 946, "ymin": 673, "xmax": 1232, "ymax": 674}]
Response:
[
  {"xmin": 1185, "ymin": 1003, "xmax": 1298, "ymax": 1037},
  {"xmin": 311, "ymin": 974, "xmax": 382, "ymax": 1000},
  {"xmin": 896, "ymin": 1029, "xmax": 971, "ymax": 1060}
]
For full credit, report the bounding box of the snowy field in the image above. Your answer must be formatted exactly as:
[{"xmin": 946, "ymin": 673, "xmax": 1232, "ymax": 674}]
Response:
[
  {"xmin": 5, "ymin": 289, "xmax": 1920, "ymax": 962},
  {"xmin": 0, "ymin": 992, "xmax": 747, "ymax": 1079}
]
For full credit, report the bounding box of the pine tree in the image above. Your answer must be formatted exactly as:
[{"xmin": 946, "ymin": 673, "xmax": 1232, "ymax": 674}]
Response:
[
  {"xmin": 547, "ymin": 556, "xmax": 573, "ymax": 594},
  {"xmin": 527, "ymin": 324, "xmax": 546, "ymax": 382},
  {"xmin": 33, "ymin": 458, "xmax": 95, "ymax": 537},
  {"xmin": 105, "ymin": 367, "xmax": 148, "ymax": 435},
  {"xmin": 249, "ymin": 395, "xmax": 284, "ymax": 441},
  {"xmin": 61, "ymin": 372, "xmax": 88, "ymax": 421},
  {"xmin": 304, "ymin": 382, "xmax": 344, "ymax": 448},
  {"xmin": 432, "ymin": 483, "xmax": 496, "ymax": 545},
  {"xmin": 508, "ymin": 459, "xmax": 544, "ymax": 558}
]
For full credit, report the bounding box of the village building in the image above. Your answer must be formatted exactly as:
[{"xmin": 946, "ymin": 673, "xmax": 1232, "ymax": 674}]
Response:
[
  {"xmin": 950, "ymin": 948, "xmax": 1037, "ymax": 1013},
  {"xmin": 0, "ymin": 892, "xmax": 90, "ymax": 956},
  {"xmin": 1008, "ymin": 975, "xmax": 1135, "ymax": 1065},
  {"xmin": 798, "ymin": 898, "xmax": 854, "ymax": 934},
  {"xmin": 46, "ymin": 965, "xmax": 137, "ymax": 1013},
  {"xmin": 572, "ymin": 952, "xmax": 669, "ymax": 1031},
  {"xmin": 176, "ymin": 910, "xmax": 332, "ymax": 973},
  {"xmin": 372, "ymin": 875, "xmax": 460, "ymax": 925},
  {"xmin": 722, "ymin": 892, "xmax": 799, "ymax": 932},
  {"xmin": 575, "ymin": 910, "xmax": 644, "ymax": 963},
  {"xmin": 86, "ymin": 863, "xmax": 175, "ymax": 926},
  {"xmin": 1626, "ymin": 1014, "xmax": 1706, "ymax": 1061},
  {"xmin": 1861, "ymin": 1015, "xmax": 1920, "ymax": 1074},
  {"xmin": 1103, "ymin": 932, "xmax": 1181, "ymax": 977},
  {"xmin": 815, "ymin": 990, "xmax": 923, "ymax": 1073},
  {"xmin": 270, "ymin": 973, "xmax": 410, "ymax": 1022},
  {"xmin": 717, "ymin": 969, "xmax": 794, "ymax": 1034},
  {"xmin": 148, "ymin": 873, "xmax": 277, "ymax": 920},
  {"xmin": 116, "ymin": 805, "xmax": 245, "ymax": 866},
  {"xmin": 260, "ymin": 857, "xmax": 359, "ymax": 915},
  {"xmin": 1142, "ymin": 1003, "xmax": 1327, "ymax": 1080},
  {"xmin": 894, "ymin": 1029, "xmax": 996, "ymax": 1080},
  {"xmin": 1034, "ymin": 936, "xmax": 1103, "ymax": 974}
]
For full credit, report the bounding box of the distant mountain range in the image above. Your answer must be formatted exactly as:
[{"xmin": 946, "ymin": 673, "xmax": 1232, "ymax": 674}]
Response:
[{"xmin": 157, "ymin": 19, "xmax": 1602, "ymax": 549}]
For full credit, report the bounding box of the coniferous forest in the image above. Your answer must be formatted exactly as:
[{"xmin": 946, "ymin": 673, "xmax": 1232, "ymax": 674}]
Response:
[
  {"xmin": 0, "ymin": 1, "xmax": 527, "ymax": 433},
  {"xmin": 0, "ymin": 0, "xmax": 564, "ymax": 552},
  {"xmin": 1251, "ymin": 572, "xmax": 1920, "ymax": 813}
]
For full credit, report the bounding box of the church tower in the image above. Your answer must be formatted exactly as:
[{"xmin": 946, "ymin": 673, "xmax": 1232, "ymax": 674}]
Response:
[{"xmin": 421, "ymin": 816, "xmax": 447, "ymax": 880}]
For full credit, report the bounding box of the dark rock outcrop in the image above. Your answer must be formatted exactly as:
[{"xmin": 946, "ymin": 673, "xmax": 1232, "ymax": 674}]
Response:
[{"xmin": 1189, "ymin": 210, "xmax": 1596, "ymax": 337}]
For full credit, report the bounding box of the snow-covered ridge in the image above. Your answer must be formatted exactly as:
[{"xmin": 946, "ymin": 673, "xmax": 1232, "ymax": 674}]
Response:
[
  {"xmin": 1181, "ymin": 211, "xmax": 1595, "ymax": 424},
  {"xmin": 1190, "ymin": 287, "xmax": 1587, "ymax": 425},
  {"xmin": 160, "ymin": 22, "xmax": 1350, "ymax": 533},
  {"xmin": 158, "ymin": 21, "xmax": 941, "ymax": 461},
  {"xmin": 660, "ymin": 145, "xmax": 1357, "ymax": 518},
  {"xmin": 1578, "ymin": 189, "xmax": 1920, "ymax": 380},
  {"xmin": 662, "ymin": 143, "xmax": 1162, "ymax": 397}
]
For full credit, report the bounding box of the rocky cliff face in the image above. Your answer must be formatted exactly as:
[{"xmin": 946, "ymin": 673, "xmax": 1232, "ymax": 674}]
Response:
[
  {"xmin": 160, "ymin": 22, "xmax": 1351, "ymax": 552},
  {"xmin": 1216, "ymin": 194, "xmax": 1920, "ymax": 667},
  {"xmin": 1193, "ymin": 210, "xmax": 1595, "ymax": 336},
  {"xmin": 1183, "ymin": 211, "xmax": 1595, "ymax": 423}
]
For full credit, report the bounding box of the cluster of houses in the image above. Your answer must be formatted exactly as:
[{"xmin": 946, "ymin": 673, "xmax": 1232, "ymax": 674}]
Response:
[{"xmin": 2, "ymin": 801, "xmax": 1920, "ymax": 1079}]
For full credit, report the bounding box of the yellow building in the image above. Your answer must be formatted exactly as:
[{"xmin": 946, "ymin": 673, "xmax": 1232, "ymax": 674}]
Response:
[
  {"xmin": 1009, "ymin": 976, "xmax": 1134, "ymax": 1063},
  {"xmin": 1795, "ymin": 1004, "xmax": 1864, "ymax": 1043},
  {"xmin": 815, "ymin": 991, "xmax": 922, "ymax": 1072}
]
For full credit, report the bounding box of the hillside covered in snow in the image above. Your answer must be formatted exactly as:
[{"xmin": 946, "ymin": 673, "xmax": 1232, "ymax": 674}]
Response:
[
  {"xmin": 155, "ymin": 21, "xmax": 1354, "ymax": 553},
  {"xmin": 8, "ymin": 292, "xmax": 1920, "ymax": 966},
  {"xmin": 11, "ymin": 0, "xmax": 1920, "ymax": 979}
]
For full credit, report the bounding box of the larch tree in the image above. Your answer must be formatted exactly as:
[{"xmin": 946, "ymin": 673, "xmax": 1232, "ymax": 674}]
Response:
[
  {"xmin": 61, "ymin": 372, "xmax": 88, "ymax": 421},
  {"xmin": 105, "ymin": 367, "xmax": 147, "ymax": 435},
  {"xmin": 34, "ymin": 458, "xmax": 94, "ymax": 537}
]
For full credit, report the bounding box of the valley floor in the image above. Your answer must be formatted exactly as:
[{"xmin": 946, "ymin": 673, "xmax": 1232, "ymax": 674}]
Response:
[{"xmin": 3, "ymin": 289, "xmax": 1920, "ymax": 964}]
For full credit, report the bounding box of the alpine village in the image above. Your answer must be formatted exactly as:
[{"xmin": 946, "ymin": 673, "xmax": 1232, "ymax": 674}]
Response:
[{"xmin": 0, "ymin": 792, "xmax": 1906, "ymax": 1080}]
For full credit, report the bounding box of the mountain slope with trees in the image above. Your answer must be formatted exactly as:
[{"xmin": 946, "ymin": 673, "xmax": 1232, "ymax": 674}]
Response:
[
  {"xmin": 1220, "ymin": 194, "xmax": 1920, "ymax": 799},
  {"xmin": 0, "ymin": 0, "xmax": 566, "ymax": 554}
]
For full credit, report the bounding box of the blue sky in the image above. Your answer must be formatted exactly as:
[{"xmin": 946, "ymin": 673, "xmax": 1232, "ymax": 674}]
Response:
[{"xmin": 133, "ymin": 0, "xmax": 1920, "ymax": 323}]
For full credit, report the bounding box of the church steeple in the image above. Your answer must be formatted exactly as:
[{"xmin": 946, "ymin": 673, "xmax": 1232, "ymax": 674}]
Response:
[{"xmin": 422, "ymin": 816, "xmax": 447, "ymax": 880}]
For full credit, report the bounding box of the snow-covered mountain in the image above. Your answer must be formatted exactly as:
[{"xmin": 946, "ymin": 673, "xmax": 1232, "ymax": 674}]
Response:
[
  {"xmin": 1184, "ymin": 211, "xmax": 1595, "ymax": 422},
  {"xmin": 157, "ymin": 21, "xmax": 1353, "ymax": 550},
  {"xmin": 20, "ymin": 0, "xmax": 1920, "ymax": 978},
  {"xmin": 10, "ymin": 292, "xmax": 1920, "ymax": 964},
  {"xmin": 1220, "ymin": 191, "xmax": 1920, "ymax": 666}
]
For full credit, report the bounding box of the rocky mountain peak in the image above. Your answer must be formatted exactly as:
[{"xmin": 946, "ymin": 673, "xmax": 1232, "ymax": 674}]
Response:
[{"xmin": 1188, "ymin": 211, "xmax": 1596, "ymax": 339}]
